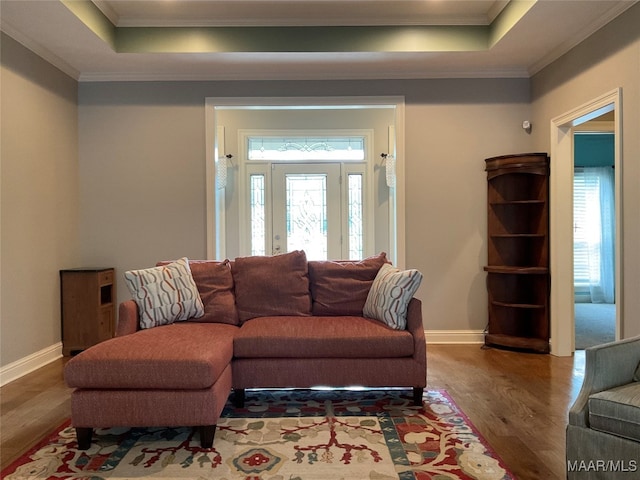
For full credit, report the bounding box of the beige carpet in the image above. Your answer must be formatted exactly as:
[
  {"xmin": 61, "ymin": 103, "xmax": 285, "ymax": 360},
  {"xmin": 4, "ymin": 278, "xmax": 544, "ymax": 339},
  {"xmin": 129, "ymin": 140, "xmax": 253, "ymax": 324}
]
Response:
[{"xmin": 575, "ymin": 303, "xmax": 616, "ymax": 350}]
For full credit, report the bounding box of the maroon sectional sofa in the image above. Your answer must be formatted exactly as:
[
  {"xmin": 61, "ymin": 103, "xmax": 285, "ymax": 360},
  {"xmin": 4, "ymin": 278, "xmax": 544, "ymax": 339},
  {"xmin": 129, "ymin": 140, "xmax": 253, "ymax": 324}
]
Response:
[{"xmin": 64, "ymin": 251, "xmax": 426, "ymax": 449}]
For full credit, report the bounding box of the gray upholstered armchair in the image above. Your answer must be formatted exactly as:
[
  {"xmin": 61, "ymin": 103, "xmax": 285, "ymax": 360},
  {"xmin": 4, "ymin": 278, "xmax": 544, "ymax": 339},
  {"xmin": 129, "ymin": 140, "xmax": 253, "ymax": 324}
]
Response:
[{"xmin": 566, "ymin": 335, "xmax": 640, "ymax": 479}]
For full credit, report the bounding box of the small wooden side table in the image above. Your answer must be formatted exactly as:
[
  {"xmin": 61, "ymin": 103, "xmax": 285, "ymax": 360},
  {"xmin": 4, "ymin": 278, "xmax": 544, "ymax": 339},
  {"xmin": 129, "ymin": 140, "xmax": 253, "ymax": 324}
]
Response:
[{"xmin": 60, "ymin": 268, "xmax": 115, "ymax": 356}]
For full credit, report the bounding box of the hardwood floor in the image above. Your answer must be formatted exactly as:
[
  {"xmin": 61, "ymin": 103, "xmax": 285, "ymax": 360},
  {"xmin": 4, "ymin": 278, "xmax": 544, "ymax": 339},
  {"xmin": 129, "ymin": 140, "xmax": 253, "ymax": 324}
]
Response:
[
  {"xmin": 1, "ymin": 345, "xmax": 585, "ymax": 478},
  {"xmin": 428, "ymin": 345, "xmax": 584, "ymax": 480}
]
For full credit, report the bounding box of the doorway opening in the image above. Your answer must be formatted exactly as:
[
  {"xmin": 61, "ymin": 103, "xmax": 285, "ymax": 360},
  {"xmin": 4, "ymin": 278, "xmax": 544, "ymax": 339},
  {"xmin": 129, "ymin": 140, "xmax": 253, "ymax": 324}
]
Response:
[
  {"xmin": 550, "ymin": 89, "xmax": 622, "ymax": 356},
  {"xmin": 204, "ymin": 96, "xmax": 407, "ymax": 267},
  {"xmin": 573, "ymin": 122, "xmax": 616, "ymax": 349}
]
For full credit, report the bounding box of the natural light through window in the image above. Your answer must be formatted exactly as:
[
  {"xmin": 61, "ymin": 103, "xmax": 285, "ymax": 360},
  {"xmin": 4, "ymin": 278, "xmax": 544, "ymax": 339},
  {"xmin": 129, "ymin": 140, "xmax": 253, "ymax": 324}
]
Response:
[
  {"xmin": 348, "ymin": 174, "xmax": 364, "ymax": 260},
  {"xmin": 573, "ymin": 166, "xmax": 615, "ymax": 303},
  {"xmin": 286, "ymin": 174, "xmax": 328, "ymax": 260},
  {"xmin": 250, "ymin": 174, "xmax": 266, "ymax": 256},
  {"xmin": 248, "ymin": 137, "xmax": 365, "ymax": 161}
]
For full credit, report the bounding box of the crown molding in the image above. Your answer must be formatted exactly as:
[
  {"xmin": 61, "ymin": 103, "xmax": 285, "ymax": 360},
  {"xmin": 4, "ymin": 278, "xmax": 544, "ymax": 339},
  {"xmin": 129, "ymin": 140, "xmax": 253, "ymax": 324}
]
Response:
[
  {"xmin": 114, "ymin": 15, "xmax": 497, "ymax": 28},
  {"xmin": 0, "ymin": 20, "xmax": 80, "ymax": 80},
  {"xmin": 78, "ymin": 66, "xmax": 530, "ymax": 82},
  {"xmin": 99, "ymin": 0, "xmax": 507, "ymax": 28},
  {"xmin": 92, "ymin": 0, "xmax": 119, "ymax": 26},
  {"xmin": 528, "ymin": 0, "xmax": 638, "ymax": 76},
  {"xmin": 487, "ymin": 0, "xmax": 510, "ymax": 24}
]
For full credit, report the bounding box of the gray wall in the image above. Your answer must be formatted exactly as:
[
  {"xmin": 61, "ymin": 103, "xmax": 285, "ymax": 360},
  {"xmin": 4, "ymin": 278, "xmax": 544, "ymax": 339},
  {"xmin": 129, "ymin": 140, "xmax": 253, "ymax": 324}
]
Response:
[
  {"xmin": 5, "ymin": 2, "xmax": 639, "ymax": 369},
  {"xmin": 77, "ymin": 79, "xmax": 532, "ymax": 335},
  {"xmin": 530, "ymin": 2, "xmax": 640, "ymax": 338},
  {"xmin": 1, "ymin": 33, "xmax": 79, "ymax": 366}
]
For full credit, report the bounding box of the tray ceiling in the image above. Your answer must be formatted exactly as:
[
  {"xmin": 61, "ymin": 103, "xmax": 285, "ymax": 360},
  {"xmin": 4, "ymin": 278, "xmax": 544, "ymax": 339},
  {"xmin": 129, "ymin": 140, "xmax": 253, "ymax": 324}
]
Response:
[{"xmin": 0, "ymin": 0, "xmax": 637, "ymax": 81}]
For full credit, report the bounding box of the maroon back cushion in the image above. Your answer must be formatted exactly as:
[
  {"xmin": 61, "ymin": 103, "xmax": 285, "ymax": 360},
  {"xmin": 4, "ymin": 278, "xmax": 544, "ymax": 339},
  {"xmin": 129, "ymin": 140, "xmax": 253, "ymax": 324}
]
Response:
[
  {"xmin": 157, "ymin": 259, "xmax": 239, "ymax": 325},
  {"xmin": 308, "ymin": 252, "xmax": 389, "ymax": 316},
  {"xmin": 231, "ymin": 250, "xmax": 312, "ymax": 323}
]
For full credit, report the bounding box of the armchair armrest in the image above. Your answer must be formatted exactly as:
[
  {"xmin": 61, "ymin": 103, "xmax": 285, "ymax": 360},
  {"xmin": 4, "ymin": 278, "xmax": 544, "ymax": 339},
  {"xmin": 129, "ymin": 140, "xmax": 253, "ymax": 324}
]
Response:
[
  {"xmin": 116, "ymin": 300, "xmax": 140, "ymax": 337},
  {"xmin": 569, "ymin": 335, "xmax": 640, "ymax": 427}
]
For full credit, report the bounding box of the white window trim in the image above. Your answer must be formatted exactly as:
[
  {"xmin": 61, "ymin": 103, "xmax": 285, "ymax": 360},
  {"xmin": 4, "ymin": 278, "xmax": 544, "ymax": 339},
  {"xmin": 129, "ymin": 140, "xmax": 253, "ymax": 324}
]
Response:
[
  {"xmin": 237, "ymin": 129, "xmax": 374, "ymax": 259},
  {"xmin": 205, "ymin": 96, "xmax": 406, "ymax": 267}
]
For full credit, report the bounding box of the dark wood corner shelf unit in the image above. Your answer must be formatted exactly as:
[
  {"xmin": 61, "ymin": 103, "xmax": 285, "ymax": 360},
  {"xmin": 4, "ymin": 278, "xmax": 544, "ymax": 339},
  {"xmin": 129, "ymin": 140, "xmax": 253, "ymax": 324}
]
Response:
[
  {"xmin": 60, "ymin": 268, "xmax": 116, "ymax": 356},
  {"xmin": 484, "ymin": 153, "xmax": 550, "ymax": 353}
]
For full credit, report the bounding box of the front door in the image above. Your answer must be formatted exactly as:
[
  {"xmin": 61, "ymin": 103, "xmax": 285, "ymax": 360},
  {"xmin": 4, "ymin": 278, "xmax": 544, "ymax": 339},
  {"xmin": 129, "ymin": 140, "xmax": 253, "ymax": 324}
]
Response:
[{"xmin": 271, "ymin": 163, "xmax": 342, "ymax": 260}]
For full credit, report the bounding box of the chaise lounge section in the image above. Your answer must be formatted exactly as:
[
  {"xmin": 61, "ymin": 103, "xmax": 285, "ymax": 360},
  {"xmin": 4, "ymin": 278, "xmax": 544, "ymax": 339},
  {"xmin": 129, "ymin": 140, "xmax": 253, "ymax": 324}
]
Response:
[
  {"xmin": 64, "ymin": 251, "xmax": 425, "ymax": 449},
  {"xmin": 64, "ymin": 321, "xmax": 235, "ymax": 448}
]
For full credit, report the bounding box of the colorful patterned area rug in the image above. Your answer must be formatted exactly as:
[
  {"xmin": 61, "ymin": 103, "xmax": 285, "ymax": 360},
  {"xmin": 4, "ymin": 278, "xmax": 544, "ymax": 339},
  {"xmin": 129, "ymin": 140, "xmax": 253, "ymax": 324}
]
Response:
[{"xmin": 3, "ymin": 389, "xmax": 514, "ymax": 480}]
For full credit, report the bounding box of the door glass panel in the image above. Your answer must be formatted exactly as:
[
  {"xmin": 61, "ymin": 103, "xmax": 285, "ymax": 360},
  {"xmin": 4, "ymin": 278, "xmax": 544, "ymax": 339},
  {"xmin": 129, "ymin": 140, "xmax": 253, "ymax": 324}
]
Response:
[
  {"xmin": 348, "ymin": 174, "xmax": 364, "ymax": 260},
  {"xmin": 269, "ymin": 163, "xmax": 343, "ymax": 260},
  {"xmin": 250, "ymin": 174, "xmax": 266, "ymax": 256},
  {"xmin": 286, "ymin": 174, "xmax": 328, "ymax": 260}
]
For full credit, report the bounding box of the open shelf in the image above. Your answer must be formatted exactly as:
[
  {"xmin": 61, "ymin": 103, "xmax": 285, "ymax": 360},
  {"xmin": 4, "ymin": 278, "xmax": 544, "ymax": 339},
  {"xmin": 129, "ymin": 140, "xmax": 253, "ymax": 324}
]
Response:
[
  {"xmin": 484, "ymin": 153, "xmax": 550, "ymax": 353},
  {"xmin": 100, "ymin": 284, "xmax": 112, "ymax": 305},
  {"xmin": 485, "ymin": 334, "xmax": 550, "ymax": 354},
  {"xmin": 491, "ymin": 301, "xmax": 545, "ymax": 309},
  {"xmin": 484, "ymin": 266, "xmax": 548, "ymax": 274},
  {"xmin": 490, "ymin": 200, "xmax": 545, "ymax": 205}
]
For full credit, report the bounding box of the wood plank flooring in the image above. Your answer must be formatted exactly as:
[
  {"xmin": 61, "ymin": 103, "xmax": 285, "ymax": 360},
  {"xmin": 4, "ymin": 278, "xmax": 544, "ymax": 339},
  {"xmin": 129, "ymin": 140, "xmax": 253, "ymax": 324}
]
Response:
[
  {"xmin": 0, "ymin": 345, "xmax": 585, "ymax": 478},
  {"xmin": 1, "ymin": 357, "xmax": 72, "ymax": 471},
  {"xmin": 428, "ymin": 345, "xmax": 584, "ymax": 480}
]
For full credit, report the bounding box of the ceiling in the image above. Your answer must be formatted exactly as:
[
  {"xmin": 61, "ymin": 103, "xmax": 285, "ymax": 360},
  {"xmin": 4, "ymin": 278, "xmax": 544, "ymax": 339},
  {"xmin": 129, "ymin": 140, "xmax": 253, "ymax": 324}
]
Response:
[{"xmin": 0, "ymin": 0, "xmax": 637, "ymax": 81}]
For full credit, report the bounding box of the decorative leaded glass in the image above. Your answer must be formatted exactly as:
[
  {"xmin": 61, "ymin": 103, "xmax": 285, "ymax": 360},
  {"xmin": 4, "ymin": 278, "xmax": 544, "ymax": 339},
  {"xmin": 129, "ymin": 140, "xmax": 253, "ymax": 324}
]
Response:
[
  {"xmin": 348, "ymin": 174, "xmax": 364, "ymax": 260},
  {"xmin": 285, "ymin": 174, "xmax": 328, "ymax": 260},
  {"xmin": 250, "ymin": 174, "xmax": 266, "ymax": 256},
  {"xmin": 248, "ymin": 137, "xmax": 365, "ymax": 161}
]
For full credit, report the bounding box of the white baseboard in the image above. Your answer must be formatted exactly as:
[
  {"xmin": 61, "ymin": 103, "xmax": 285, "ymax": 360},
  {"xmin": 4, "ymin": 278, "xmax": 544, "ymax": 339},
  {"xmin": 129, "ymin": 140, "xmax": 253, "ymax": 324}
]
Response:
[
  {"xmin": 425, "ymin": 330, "xmax": 485, "ymax": 344},
  {"xmin": 0, "ymin": 342, "xmax": 63, "ymax": 387}
]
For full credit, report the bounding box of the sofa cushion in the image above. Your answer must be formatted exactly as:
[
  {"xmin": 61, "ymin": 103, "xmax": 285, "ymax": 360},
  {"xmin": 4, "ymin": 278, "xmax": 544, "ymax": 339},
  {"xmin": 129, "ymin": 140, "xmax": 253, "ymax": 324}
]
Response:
[
  {"xmin": 589, "ymin": 382, "xmax": 640, "ymax": 442},
  {"xmin": 308, "ymin": 252, "xmax": 389, "ymax": 316},
  {"xmin": 124, "ymin": 257, "xmax": 204, "ymax": 329},
  {"xmin": 232, "ymin": 251, "xmax": 312, "ymax": 323},
  {"xmin": 234, "ymin": 315, "xmax": 414, "ymax": 358},
  {"xmin": 363, "ymin": 263, "xmax": 423, "ymax": 330},
  {"xmin": 64, "ymin": 323, "xmax": 237, "ymax": 390},
  {"xmin": 158, "ymin": 259, "xmax": 239, "ymax": 325}
]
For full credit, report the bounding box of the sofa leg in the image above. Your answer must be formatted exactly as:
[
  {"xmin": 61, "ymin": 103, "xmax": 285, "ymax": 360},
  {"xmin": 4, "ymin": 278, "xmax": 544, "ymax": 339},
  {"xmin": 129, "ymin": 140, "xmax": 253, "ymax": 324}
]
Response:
[
  {"xmin": 76, "ymin": 427, "xmax": 93, "ymax": 450},
  {"xmin": 233, "ymin": 389, "xmax": 246, "ymax": 408},
  {"xmin": 199, "ymin": 425, "xmax": 216, "ymax": 448},
  {"xmin": 413, "ymin": 387, "xmax": 424, "ymax": 406}
]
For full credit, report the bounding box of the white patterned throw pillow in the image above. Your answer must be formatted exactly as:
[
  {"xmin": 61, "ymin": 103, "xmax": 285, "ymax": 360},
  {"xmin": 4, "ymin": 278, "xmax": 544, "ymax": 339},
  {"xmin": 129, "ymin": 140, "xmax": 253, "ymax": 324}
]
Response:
[
  {"xmin": 124, "ymin": 257, "xmax": 204, "ymax": 329},
  {"xmin": 363, "ymin": 263, "xmax": 423, "ymax": 330}
]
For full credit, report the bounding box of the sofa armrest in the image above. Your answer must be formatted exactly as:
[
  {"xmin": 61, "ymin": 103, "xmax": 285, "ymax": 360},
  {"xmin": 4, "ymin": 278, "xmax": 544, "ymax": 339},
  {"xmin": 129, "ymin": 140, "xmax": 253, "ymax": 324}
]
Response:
[
  {"xmin": 406, "ymin": 298, "xmax": 426, "ymax": 368},
  {"xmin": 569, "ymin": 335, "xmax": 640, "ymax": 427},
  {"xmin": 116, "ymin": 300, "xmax": 140, "ymax": 337}
]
